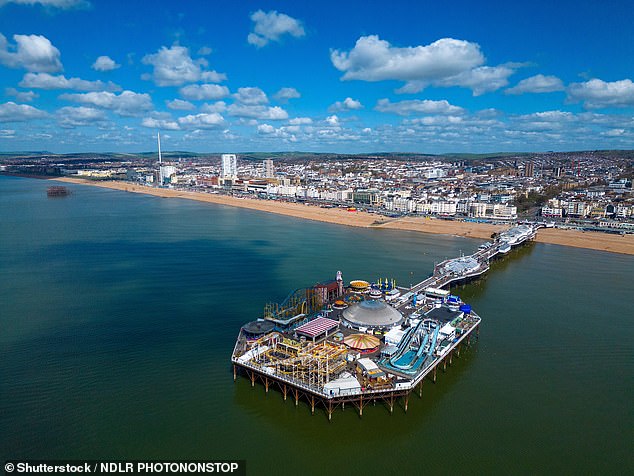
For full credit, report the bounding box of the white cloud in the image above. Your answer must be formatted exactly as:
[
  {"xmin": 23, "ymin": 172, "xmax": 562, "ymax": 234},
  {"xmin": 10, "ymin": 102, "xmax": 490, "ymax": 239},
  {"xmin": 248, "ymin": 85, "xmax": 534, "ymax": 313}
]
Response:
[
  {"xmin": 56, "ymin": 106, "xmax": 106, "ymax": 128},
  {"xmin": 0, "ymin": 101, "xmax": 48, "ymax": 122},
  {"xmin": 567, "ymin": 78, "xmax": 634, "ymax": 109},
  {"xmin": 60, "ymin": 90, "xmax": 153, "ymax": 116},
  {"xmin": 141, "ymin": 117, "xmax": 180, "ymax": 130},
  {"xmin": 0, "ymin": 33, "xmax": 62, "ymax": 72},
  {"xmin": 329, "ymin": 97, "xmax": 363, "ymax": 112},
  {"xmin": 406, "ymin": 115, "xmax": 466, "ymax": 126},
  {"xmin": 289, "ymin": 117, "xmax": 312, "ymax": 125},
  {"xmin": 518, "ymin": 110, "xmax": 575, "ymax": 122},
  {"xmin": 166, "ymin": 99, "xmax": 194, "ymax": 110},
  {"xmin": 375, "ymin": 98, "xmax": 464, "ymax": 115},
  {"xmin": 325, "ymin": 115, "xmax": 339, "ymax": 126},
  {"xmin": 92, "ymin": 55, "xmax": 119, "ymax": 72},
  {"xmin": 254, "ymin": 123, "xmax": 301, "ymax": 142},
  {"xmin": 273, "ymin": 87, "xmax": 300, "ymax": 101},
  {"xmin": 141, "ymin": 45, "xmax": 226, "ymax": 86},
  {"xmin": 603, "ymin": 128, "xmax": 625, "ymax": 137},
  {"xmin": 257, "ymin": 123, "xmax": 275, "ymax": 134},
  {"xmin": 199, "ymin": 70, "xmax": 226, "ymax": 83},
  {"xmin": 0, "ymin": 129, "xmax": 16, "ymax": 138},
  {"xmin": 197, "ymin": 46, "xmax": 212, "ymax": 56},
  {"xmin": 5, "ymin": 87, "xmax": 38, "ymax": 102},
  {"xmin": 177, "ymin": 112, "xmax": 225, "ymax": 129},
  {"xmin": 513, "ymin": 110, "xmax": 576, "ymax": 131},
  {"xmin": 179, "ymin": 83, "xmax": 229, "ymax": 101},
  {"xmin": 0, "ymin": 0, "xmax": 88, "ymax": 8},
  {"xmin": 200, "ymin": 101, "xmax": 227, "ymax": 113},
  {"xmin": 20, "ymin": 72, "xmax": 120, "ymax": 91},
  {"xmin": 331, "ymin": 35, "xmax": 483, "ymax": 82},
  {"xmin": 248, "ymin": 10, "xmax": 305, "ymax": 48},
  {"xmin": 228, "ymin": 103, "xmax": 288, "ymax": 120},
  {"xmin": 331, "ymin": 35, "xmax": 518, "ymax": 95},
  {"xmin": 233, "ymin": 87, "xmax": 268, "ymax": 105},
  {"xmin": 433, "ymin": 65, "xmax": 515, "ymax": 96},
  {"xmin": 505, "ymin": 74, "xmax": 564, "ymax": 95}
]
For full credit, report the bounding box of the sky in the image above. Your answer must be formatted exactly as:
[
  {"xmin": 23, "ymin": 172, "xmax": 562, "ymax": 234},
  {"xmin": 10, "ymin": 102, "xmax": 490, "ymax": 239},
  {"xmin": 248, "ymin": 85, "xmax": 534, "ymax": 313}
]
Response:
[{"xmin": 0, "ymin": 0, "xmax": 633, "ymax": 154}]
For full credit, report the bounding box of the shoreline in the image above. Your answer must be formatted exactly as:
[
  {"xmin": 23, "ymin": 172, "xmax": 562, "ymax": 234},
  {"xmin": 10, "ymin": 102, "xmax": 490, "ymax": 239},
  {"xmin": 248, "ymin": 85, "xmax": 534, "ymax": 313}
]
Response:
[{"xmin": 43, "ymin": 176, "xmax": 634, "ymax": 256}]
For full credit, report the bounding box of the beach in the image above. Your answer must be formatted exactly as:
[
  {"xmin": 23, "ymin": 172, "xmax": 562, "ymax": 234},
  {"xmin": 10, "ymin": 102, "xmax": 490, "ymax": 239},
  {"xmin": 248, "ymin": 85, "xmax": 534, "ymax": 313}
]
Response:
[{"xmin": 52, "ymin": 177, "xmax": 634, "ymax": 255}]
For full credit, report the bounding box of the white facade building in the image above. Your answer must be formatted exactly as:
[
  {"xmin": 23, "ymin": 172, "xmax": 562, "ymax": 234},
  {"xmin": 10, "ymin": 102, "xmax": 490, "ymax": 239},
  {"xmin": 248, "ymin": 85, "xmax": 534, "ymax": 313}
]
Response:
[
  {"xmin": 264, "ymin": 159, "xmax": 274, "ymax": 178},
  {"xmin": 541, "ymin": 206, "xmax": 563, "ymax": 218},
  {"xmin": 159, "ymin": 165, "xmax": 177, "ymax": 185},
  {"xmin": 467, "ymin": 202, "xmax": 517, "ymax": 220},
  {"xmin": 221, "ymin": 154, "xmax": 237, "ymax": 178}
]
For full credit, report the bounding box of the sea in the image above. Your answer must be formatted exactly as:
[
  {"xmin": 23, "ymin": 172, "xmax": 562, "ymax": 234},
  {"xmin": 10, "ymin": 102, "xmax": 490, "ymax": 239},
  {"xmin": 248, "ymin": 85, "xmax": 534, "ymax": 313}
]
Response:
[{"xmin": 1, "ymin": 175, "xmax": 632, "ymax": 475}]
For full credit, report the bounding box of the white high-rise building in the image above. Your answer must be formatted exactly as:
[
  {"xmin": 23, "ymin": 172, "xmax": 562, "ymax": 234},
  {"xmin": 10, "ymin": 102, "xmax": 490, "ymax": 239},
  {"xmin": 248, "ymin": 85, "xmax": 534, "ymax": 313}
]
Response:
[
  {"xmin": 159, "ymin": 165, "xmax": 177, "ymax": 185},
  {"xmin": 221, "ymin": 154, "xmax": 237, "ymax": 178},
  {"xmin": 264, "ymin": 159, "xmax": 274, "ymax": 178}
]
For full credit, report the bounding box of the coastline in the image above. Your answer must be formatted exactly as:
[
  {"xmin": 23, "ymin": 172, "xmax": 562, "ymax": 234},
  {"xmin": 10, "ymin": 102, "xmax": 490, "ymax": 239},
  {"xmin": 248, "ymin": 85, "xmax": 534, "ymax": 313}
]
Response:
[{"xmin": 50, "ymin": 176, "xmax": 634, "ymax": 256}]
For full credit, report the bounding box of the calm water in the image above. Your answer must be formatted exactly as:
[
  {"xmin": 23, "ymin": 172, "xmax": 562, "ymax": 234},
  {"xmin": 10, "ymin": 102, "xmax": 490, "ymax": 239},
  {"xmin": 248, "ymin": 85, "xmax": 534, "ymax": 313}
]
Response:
[{"xmin": 1, "ymin": 175, "xmax": 632, "ymax": 474}]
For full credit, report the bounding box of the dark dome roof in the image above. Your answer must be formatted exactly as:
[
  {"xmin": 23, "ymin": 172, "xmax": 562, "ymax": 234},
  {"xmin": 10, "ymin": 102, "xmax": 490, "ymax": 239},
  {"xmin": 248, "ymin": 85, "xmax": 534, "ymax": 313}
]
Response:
[
  {"xmin": 242, "ymin": 320, "xmax": 275, "ymax": 335},
  {"xmin": 342, "ymin": 300, "xmax": 403, "ymax": 329}
]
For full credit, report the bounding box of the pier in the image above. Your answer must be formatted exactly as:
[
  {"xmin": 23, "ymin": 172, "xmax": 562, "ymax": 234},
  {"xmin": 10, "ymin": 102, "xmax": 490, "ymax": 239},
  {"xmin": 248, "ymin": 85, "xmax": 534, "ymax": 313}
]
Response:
[{"xmin": 231, "ymin": 223, "xmax": 539, "ymax": 420}]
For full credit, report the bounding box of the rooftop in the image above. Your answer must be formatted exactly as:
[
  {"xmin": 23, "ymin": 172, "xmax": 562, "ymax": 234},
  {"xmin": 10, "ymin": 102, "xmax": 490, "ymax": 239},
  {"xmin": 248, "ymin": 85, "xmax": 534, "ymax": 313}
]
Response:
[{"xmin": 342, "ymin": 299, "xmax": 404, "ymax": 329}]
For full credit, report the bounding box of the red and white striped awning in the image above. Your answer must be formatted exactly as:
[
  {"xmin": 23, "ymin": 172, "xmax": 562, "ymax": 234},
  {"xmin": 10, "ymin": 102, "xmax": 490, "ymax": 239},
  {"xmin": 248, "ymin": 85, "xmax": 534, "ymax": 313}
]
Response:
[{"xmin": 296, "ymin": 317, "xmax": 339, "ymax": 338}]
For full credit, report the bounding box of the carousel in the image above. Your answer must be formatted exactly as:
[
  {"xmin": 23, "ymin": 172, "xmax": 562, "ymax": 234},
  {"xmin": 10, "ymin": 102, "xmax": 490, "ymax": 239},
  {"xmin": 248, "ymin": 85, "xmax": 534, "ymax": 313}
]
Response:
[{"xmin": 342, "ymin": 333, "xmax": 381, "ymax": 354}]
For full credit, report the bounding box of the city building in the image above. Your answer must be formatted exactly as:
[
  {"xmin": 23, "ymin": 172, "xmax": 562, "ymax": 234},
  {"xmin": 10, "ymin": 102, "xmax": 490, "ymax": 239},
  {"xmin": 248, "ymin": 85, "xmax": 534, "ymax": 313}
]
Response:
[
  {"xmin": 264, "ymin": 159, "xmax": 274, "ymax": 178},
  {"xmin": 159, "ymin": 165, "xmax": 177, "ymax": 185},
  {"xmin": 221, "ymin": 154, "xmax": 237, "ymax": 178}
]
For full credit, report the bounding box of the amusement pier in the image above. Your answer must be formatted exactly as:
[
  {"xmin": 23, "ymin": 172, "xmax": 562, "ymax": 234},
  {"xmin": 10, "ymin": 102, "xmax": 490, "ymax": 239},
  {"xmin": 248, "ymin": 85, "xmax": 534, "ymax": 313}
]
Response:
[{"xmin": 231, "ymin": 224, "xmax": 538, "ymax": 420}]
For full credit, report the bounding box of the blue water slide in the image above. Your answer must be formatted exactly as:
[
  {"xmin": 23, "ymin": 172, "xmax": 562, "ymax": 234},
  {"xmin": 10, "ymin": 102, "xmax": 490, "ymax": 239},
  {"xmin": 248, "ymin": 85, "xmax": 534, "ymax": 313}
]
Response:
[
  {"xmin": 391, "ymin": 332, "xmax": 429, "ymax": 370},
  {"xmin": 426, "ymin": 324, "xmax": 440, "ymax": 358},
  {"xmin": 388, "ymin": 319, "xmax": 424, "ymax": 362}
]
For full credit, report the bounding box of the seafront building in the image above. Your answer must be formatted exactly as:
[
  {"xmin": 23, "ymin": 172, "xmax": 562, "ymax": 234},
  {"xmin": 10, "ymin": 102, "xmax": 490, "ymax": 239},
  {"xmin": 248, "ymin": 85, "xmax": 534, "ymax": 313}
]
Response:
[
  {"xmin": 2, "ymin": 150, "xmax": 632, "ymax": 230},
  {"xmin": 221, "ymin": 154, "xmax": 237, "ymax": 179},
  {"xmin": 264, "ymin": 159, "xmax": 274, "ymax": 178},
  {"xmin": 159, "ymin": 165, "xmax": 177, "ymax": 185}
]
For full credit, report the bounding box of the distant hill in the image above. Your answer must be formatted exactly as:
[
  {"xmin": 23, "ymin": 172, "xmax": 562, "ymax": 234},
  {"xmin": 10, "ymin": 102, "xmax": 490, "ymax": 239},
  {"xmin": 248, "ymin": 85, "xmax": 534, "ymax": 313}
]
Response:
[{"xmin": 1, "ymin": 149, "xmax": 632, "ymax": 163}]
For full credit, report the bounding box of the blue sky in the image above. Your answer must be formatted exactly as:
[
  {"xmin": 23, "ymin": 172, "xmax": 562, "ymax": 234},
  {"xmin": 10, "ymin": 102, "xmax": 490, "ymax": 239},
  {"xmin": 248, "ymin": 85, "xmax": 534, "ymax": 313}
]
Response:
[{"xmin": 0, "ymin": 0, "xmax": 633, "ymax": 153}]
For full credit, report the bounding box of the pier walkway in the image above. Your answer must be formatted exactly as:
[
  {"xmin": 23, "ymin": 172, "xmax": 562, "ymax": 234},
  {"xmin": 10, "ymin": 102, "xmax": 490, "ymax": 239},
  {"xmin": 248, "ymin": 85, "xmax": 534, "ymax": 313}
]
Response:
[
  {"xmin": 403, "ymin": 223, "xmax": 538, "ymax": 297},
  {"xmin": 231, "ymin": 223, "xmax": 539, "ymax": 419}
]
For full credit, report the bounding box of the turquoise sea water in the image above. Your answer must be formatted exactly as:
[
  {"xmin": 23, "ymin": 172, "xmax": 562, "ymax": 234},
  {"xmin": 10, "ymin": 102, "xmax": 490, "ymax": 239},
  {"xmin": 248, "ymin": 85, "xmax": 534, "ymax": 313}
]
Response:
[{"xmin": 1, "ymin": 175, "xmax": 632, "ymax": 474}]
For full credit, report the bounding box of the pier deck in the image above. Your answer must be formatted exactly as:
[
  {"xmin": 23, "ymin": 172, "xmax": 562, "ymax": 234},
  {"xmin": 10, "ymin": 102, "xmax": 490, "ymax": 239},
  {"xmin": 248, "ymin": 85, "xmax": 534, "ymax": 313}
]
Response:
[{"xmin": 231, "ymin": 224, "xmax": 538, "ymax": 419}]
